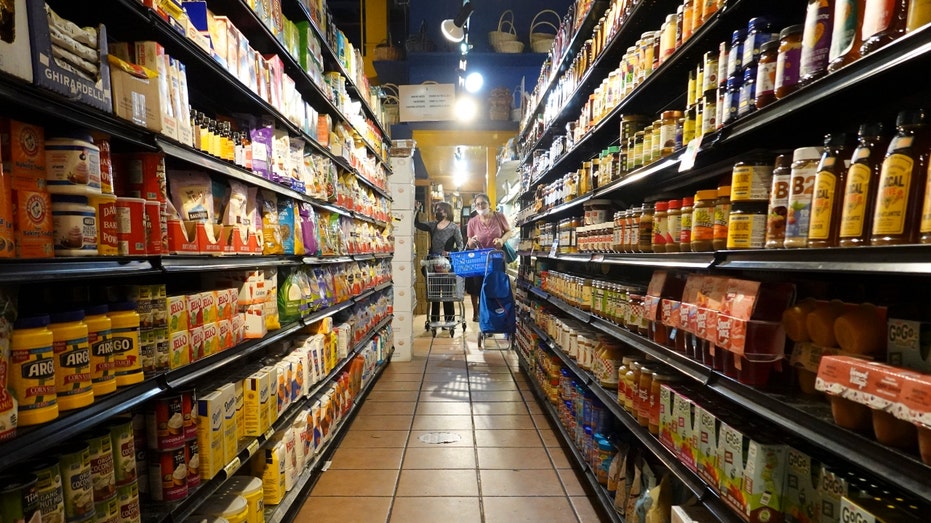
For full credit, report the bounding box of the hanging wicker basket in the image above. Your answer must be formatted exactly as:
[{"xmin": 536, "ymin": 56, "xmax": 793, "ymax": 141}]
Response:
[
  {"xmin": 488, "ymin": 10, "xmax": 517, "ymax": 49},
  {"xmin": 529, "ymin": 10, "xmax": 560, "ymax": 53},
  {"xmin": 373, "ymin": 39, "xmax": 402, "ymax": 61},
  {"xmin": 381, "ymin": 83, "xmax": 400, "ymax": 126},
  {"xmin": 494, "ymin": 40, "xmax": 525, "ymax": 54}
]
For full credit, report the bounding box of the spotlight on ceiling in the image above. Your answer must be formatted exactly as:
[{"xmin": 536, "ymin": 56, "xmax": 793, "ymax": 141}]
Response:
[
  {"xmin": 441, "ymin": 2, "xmax": 474, "ymax": 43},
  {"xmin": 454, "ymin": 96, "xmax": 478, "ymax": 122},
  {"xmin": 464, "ymin": 71, "xmax": 484, "ymax": 93}
]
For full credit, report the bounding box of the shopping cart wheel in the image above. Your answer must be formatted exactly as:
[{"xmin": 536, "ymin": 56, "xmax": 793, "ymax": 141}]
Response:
[
  {"xmin": 477, "ymin": 333, "xmax": 483, "ymax": 348},
  {"xmin": 424, "ymin": 320, "xmax": 429, "ymax": 331},
  {"xmin": 431, "ymin": 328, "xmax": 437, "ymax": 338},
  {"xmin": 448, "ymin": 328, "xmax": 455, "ymax": 338}
]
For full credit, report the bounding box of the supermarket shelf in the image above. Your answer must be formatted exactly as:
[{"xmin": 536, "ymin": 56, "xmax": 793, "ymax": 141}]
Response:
[
  {"xmin": 0, "ymin": 258, "xmax": 157, "ymax": 283},
  {"xmin": 593, "ymin": 251, "xmax": 716, "ymax": 270},
  {"xmin": 516, "ymin": 194, "xmax": 592, "ymax": 227},
  {"xmin": 0, "ymin": 377, "xmax": 163, "ymax": 470},
  {"xmin": 521, "ymin": 320, "xmax": 740, "ymax": 523},
  {"xmin": 302, "ymin": 299, "xmax": 354, "ymax": 326},
  {"xmin": 355, "ymin": 175, "xmax": 392, "ymax": 202},
  {"xmin": 517, "ymin": 1, "xmax": 610, "ymax": 147},
  {"xmin": 267, "ymin": 346, "xmax": 393, "ymax": 523},
  {"xmin": 714, "ymin": 245, "xmax": 931, "ymax": 275},
  {"xmin": 0, "ymin": 74, "xmax": 156, "ymax": 151},
  {"xmin": 154, "ymin": 317, "xmax": 393, "ymax": 523},
  {"xmin": 529, "ymin": 284, "xmax": 931, "ymax": 503},
  {"xmin": 279, "ymin": 0, "xmax": 391, "ymax": 148},
  {"xmin": 163, "ymin": 320, "xmax": 305, "ymax": 389},
  {"xmin": 157, "ymin": 255, "xmax": 302, "ymax": 273},
  {"xmin": 303, "ymin": 256, "xmax": 354, "ymax": 265},
  {"xmin": 546, "ymin": 295, "xmax": 592, "ymax": 325},
  {"xmin": 373, "ymin": 252, "xmax": 394, "ymax": 259},
  {"xmin": 516, "ymin": 355, "xmax": 623, "ymax": 523}
]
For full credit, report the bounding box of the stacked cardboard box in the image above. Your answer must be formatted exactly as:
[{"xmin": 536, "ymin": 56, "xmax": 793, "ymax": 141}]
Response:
[{"xmin": 389, "ymin": 155, "xmax": 416, "ymax": 360}]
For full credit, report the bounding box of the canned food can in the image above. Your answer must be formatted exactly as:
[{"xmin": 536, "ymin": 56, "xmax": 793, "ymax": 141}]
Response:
[
  {"xmin": 145, "ymin": 395, "xmax": 186, "ymax": 450},
  {"xmin": 114, "ymin": 198, "xmax": 146, "ymax": 256},
  {"xmin": 115, "ymin": 481, "xmax": 140, "ymax": 523},
  {"xmin": 180, "ymin": 389, "xmax": 196, "ymax": 441},
  {"xmin": 186, "ymin": 439, "xmax": 200, "ymax": 489},
  {"xmin": 57, "ymin": 443, "xmax": 95, "ymax": 522},
  {"xmin": 107, "ymin": 418, "xmax": 136, "ymax": 487},
  {"xmin": 147, "ymin": 447, "xmax": 188, "ymax": 502},
  {"xmin": 25, "ymin": 458, "xmax": 65, "ymax": 523},
  {"xmin": 93, "ymin": 495, "xmax": 118, "ymax": 523},
  {"xmin": 84, "ymin": 429, "xmax": 115, "ymax": 502},
  {"xmin": 0, "ymin": 473, "xmax": 40, "ymax": 523}
]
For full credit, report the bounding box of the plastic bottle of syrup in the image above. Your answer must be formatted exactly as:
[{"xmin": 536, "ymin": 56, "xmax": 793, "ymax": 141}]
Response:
[
  {"xmin": 838, "ymin": 122, "xmax": 887, "ymax": 246},
  {"xmin": 809, "ymin": 133, "xmax": 851, "ymax": 248},
  {"xmin": 871, "ymin": 109, "xmax": 931, "ymax": 245},
  {"xmin": 828, "ymin": 0, "xmax": 866, "ymax": 72},
  {"xmin": 799, "ymin": 0, "xmax": 835, "ymax": 85},
  {"xmin": 784, "ymin": 147, "xmax": 822, "ymax": 248},
  {"xmin": 860, "ymin": 0, "xmax": 909, "ymax": 56}
]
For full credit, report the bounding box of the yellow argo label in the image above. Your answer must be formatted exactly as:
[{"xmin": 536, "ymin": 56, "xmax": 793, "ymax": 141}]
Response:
[{"xmin": 11, "ymin": 324, "xmax": 57, "ymax": 426}]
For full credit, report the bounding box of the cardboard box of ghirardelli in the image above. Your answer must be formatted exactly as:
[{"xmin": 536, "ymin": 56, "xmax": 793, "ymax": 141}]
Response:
[{"xmin": 0, "ymin": 0, "xmax": 32, "ymax": 81}]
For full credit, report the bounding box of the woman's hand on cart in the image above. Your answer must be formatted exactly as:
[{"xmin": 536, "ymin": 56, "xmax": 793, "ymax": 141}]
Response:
[{"xmin": 491, "ymin": 237, "xmax": 504, "ymax": 248}]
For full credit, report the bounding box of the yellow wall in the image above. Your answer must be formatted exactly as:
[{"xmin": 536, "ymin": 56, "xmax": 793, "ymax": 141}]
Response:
[
  {"xmin": 363, "ymin": 0, "xmax": 387, "ymax": 81},
  {"xmin": 411, "ymin": 129, "xmax": 513, "ymax": 204}
]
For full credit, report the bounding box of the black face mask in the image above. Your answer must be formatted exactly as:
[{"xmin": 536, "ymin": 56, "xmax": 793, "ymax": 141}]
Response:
[{"xmin": 435, "ymin": 211, "xmax": 445, "ymax": 220}]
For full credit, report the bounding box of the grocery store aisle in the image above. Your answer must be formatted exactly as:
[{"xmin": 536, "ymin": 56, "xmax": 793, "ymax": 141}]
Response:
[{"xmin": 294, "ymin": 307, "xmax": 605, "ymax": 522}]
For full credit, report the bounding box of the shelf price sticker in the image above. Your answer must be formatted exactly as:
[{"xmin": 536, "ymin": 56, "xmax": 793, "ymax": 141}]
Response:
[
  {"xmin": 679, "ymin": 135, "xmax": 705, "ymax": 172},
  {"xmin": 549, "ymin": 238, "xmax": 559, "ymax": 258},
  {"xmin": 223, "ymin": 457, "xmax": 242, "ymax": 477},
  {"xmin": 246, "ymin": 440, "xmax": 260, "ymax": 457}
]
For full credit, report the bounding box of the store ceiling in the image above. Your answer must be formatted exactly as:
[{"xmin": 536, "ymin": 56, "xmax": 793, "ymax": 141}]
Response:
[{"xmin": 418, "ymin": 145, "xmax": 488, "ymax": 195}]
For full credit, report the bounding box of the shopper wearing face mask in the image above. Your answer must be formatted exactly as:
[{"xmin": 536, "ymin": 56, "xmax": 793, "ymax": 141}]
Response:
[
  {"xmin": 415, "ymin": 201, "xmax": 464, "ymax": 331},
  {"xmin": 465, "ymin": 193, "xmax": 513, "ymax": 321}
]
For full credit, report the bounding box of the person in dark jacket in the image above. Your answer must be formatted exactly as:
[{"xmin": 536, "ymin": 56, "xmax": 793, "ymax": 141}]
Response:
[{"xmin": 415, "ymin": 201, "xmax": 464, "ymax": 332}]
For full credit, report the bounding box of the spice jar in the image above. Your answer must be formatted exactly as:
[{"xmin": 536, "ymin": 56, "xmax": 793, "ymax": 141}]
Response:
[
  {"xmin": 727, "ymin": 201, "xmax": 769, "ymax": 249},
  {"xmin": 636, "ymin": 365, "xmax": 655, "ymax": 427},
  {"xmin": 775, "ymin": 25, "xmax": 804, "ymax": 99},
  {"xmin": 721, "ymin": 75, "xmax": 741, "ymax": 126},
  {"xmin": 743, "ymin": 17, "xmax": 775, "ymax": 68},
  {"xmin": 651, "ymin": 121, "xmax": 663, "ymax": 161},
  {"xmin": 712, "ymin": 186, "xmax": 731, "ymax": 250},
  {"xmin": 738, "ymin": 65, "xmax": 757, "ymax": 117},
  {"xmin": 731, "ymin": 157, "xmax": 774, "ymax": 202},
  {"xmin": 755, "ymin": 40, "xmax": 779, "ymax": 109},
  {"xmin": 660, "ymin": 110, "xmax": 682, "ymax": 157},
  {"xmin": 784, "ymin": 147, "xmax": 822, "ymax": 248},
  {"xmin": 642, "ymin": 125, "xmax": 655, "ymax": 165},
  {"xmin": 765, "ymin": 154, "xmax": 792, "ymax": 248},
  {"xmin": 666, "ymin": 199, "xmax": 681, "ymax": 251},
  {"xmin": 680, "ymin": 196, "xmax": 695, "ymax": 250},
  {"xmin": 726, "ymin": 29, "xmax": 745, "ymax": 80},
  {"xmin": 701, "ymin": 90, "xmax": 717, "ymax": 135},
  {"xmin": 691, "ymin": 190, "xmax": 717, "ymax": 252},
  {"xmin": 638, "ymin": 203, "xmax": 654, "ymax": 253},
  {"xmin": 653, "ymin": 201, "xmax": 669, "ymax": 253}
]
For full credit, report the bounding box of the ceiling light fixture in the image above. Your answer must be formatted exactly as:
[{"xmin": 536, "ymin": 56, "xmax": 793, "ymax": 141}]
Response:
[
  {"xmin": 454, "ymin": 96, "xmax": 478, "ymax": 121},
  {"xmin": 464, "ymin": 71, "xmax": 484, "ymax": 93},
  {"xmin": 441, "ymin": 2, "xmax": 474, "ymax": 43}
]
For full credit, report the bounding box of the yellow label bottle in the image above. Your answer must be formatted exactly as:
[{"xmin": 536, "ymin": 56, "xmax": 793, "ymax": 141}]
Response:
[
  {"xmin": 839, "ymin": 162, "xmax": 875, "ymax": 238},
  {"xmin": 872, "ymin": 110, "xmax": 930, "ymax": 245},
  {"xmin": 808, "ymin": 170, "xmax": 838, "ymax": 242},
  {"xmin": 48, "ymin": 310, "xmax": 94, "ymax": 411},
  {"xmin": 85, "ymin": 305, "xmax": 116, "ymax": 397},
  {"xmin": 872, "ymin": 153, "xmax": 914, "ymax": 237},
  {"xmin": 108, "ymin": 303, "xmax": 144, "ymax": 386},
  {"xmin": 10, "ymin": 315, "xmax": 58, "ymax": 425}
]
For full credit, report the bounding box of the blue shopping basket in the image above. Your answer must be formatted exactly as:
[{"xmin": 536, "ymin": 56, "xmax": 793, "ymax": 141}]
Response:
[{"xmin": 449, "ymin": 249, "xmax": 503, "ymax": 277}]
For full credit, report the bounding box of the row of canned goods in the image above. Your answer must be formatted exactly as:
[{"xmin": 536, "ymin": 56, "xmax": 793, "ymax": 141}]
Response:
[{"xmin": 0, "ymin": 418, "xmax": 140, "ymax": 523}]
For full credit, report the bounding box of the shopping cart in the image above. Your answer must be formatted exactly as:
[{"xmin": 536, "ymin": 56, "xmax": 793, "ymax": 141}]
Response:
[
  {"xmin": 423, "ymin": 256, "xmax": 467, "ymax": 339},
  {"xmin": 451, "ymin": 249, "xmax": 514, "ymax": 350}
]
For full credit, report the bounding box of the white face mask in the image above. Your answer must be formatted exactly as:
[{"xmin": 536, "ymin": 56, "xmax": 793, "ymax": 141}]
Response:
[{"xmin": 476, "ymin": 207, "xmax": 490, "ymax": 216}]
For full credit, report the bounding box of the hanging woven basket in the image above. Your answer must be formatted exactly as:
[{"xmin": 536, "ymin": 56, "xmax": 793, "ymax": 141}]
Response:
[
  {"xmin": 529, "ymin": 10, "xmax": 560, "ymax": 53},
  {"xmin": 488, "ymin": 10, "xmax": 518, "ymax": 50}
]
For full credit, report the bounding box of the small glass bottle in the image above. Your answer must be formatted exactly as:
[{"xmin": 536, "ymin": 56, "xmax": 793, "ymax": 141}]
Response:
[
  {"xmin": 738, "ymin": 65, "xmax": 757, "ymax": 117},
  {"xmin": 775, "ymin": 25, "xmax": 804, "ymax": 99},
  {"xmin": 839, "ymin": 122, "xmax": 887, "ymax": 247},
  {"xmin": 743, "ymin": 17, "xmax": 775, "ymax": 68},
  {"xmin": 638, "ymin": 203, "xmax": 655, "ymax": 253},
  {"xmin": 666, "ymin": 199, "xmax": 682, "ymax": 251},
  {"xmin": 682, "ymin": 0, "xmax": 695, "ymax": 42},
  {"xmin": 721, "ymin": 76, "xmax": 741, "ymax": 126},
  {"xmin": 712, "ymin": 185, "xmax": 732, "ymax": 250},
  {"xmin": 680, "ymin": 196, "xmax": 695, "ymax": 250},
  {"xmin": 642, "ymin": 125, "xmax": 655, "ymax": 165},
  {"xmin": 860, "ymin": 0, "xmax": 909, "ymax": 56},
  {"xmin": 755, "ymin": 40, "xmax": 779, "ymax": 109},
  {"xmin": 691, "ymin": 190, "xmax": 718, "ymax": 252},
  {"xmin": 828, "ymin": 0, "xmax": 866, "ymax": 72},
  {"xmin": 726, "ymin": 29, "xmax": 745, "ymax": 80},
  {"xmin": 653, "ymin": 201, "xmax": 669, "ymax": 253},
  {"xmin": 799, "ymin": 0, "xmax": 834, "ymax": 85}
]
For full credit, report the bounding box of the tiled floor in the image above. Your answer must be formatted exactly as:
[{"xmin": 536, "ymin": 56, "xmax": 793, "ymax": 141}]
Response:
[{"xmin": 294, "ymin": 309, "xmax": 606, "ymax": 522}]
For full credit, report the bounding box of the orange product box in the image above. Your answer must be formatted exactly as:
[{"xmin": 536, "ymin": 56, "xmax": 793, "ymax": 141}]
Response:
[
  {"xmin": 112, "ymin": 152, "xmax": 166, "ymax": 201},
  {"xmin": 0, "ymin": 119, "xmax": 46, "ymax": 180},
  {"xmin": 217, "ymin": 319, "xmax": 233, "ymax": 351},
  {"xmin": 200, "ymin": 291, "xmax": 218, "ymax": 325},
  {"xmin": 187, "ymin": 292, "xmax": 204, "ymax": 328},
  {"xmin": 189, "ymin": 325, "xmax": 205, "ymax": 361},
  {"xmin": 196, "ymin": 222, "xmax": 223, "ymax": 255},
  {"xmin": 166, "ymin": 220, "xmax": 199, "ymax": 254}
]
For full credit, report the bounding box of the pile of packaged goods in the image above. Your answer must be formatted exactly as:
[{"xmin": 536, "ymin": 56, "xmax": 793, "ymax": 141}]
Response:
[
  {"xmin": 133, "ymin": 317, "xmax": 389, "ymax": 506},
  {"xmin": 277, "ymin": 260, "xmax": 393, "ymax": 324},
  {"xmin": 517, "ymin": 293, "xmax": 929, "ymax": 522}
]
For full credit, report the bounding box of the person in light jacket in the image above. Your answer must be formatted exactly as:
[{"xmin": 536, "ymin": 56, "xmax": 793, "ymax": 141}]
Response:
[{"xmin": 464, "ymin": 193, "xmax": 512, "ymax": 321}]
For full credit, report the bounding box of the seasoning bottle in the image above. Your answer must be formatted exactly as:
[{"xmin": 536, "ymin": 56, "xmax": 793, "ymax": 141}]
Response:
[
  {"xmin": 632, "ymin": 131, "xmax": 645, "ymax": 170},
  {"xmin": 651, "ymin": 121, "xmax": 663, "ymax": 160},
  {"xmin": 684, "ymin": 106, "xmax": 697, "ymax": 144},
  {"xmin": 799, "ymin": 0, "xmax": 834, "ymax": 85},
  {"xmin": 638, "ymin": 204, "xmax": 655, "ymax": 253},
  {"xmin": 828, "ymin": 0, "xmax": 866, "ymax": 72},
  {"xmin": 756, "ymin": 40, "xmax": 779, "ymax": 109},
  {"xmin": 712, "ymin": 185, "xmax": 732, "ymax": 250},
  {"xmin": 660, "ymin": 111, "xmax": 681, "ymax": 157},
  {"xmin": 642, "ymin": 125, "xmax": 655, "ymax": 165},
  {"xmin": 860, "ymin": 0, "xmax": 909, "ymax": 56},
  {"xmin": 653, "ymin": 201, "xmax": 669, "ymax": 253},
  {"xmin": 661, "ymin": 14, "xmax": 678, "ymax": 63},
  {"xmin": 666, "ymin": 199, "xmax": 682, "ymax": 251},
  {"xmin": 765, "ymin": 155, "xmax": 793, "ymax": 248},
  {"xmin": 691, "ymin": 190, "xmax": 718, "ymax": 252},
  {"xmin": 775, "ymin": 25, "xmax": 804, "ymax": 99},
  {"xmin": 682, "ymin": 0, "xmax": 695, "ymax": 42},
  {"xmin": 680, "ymin": 196, "xmax": 695, "ymax": 250},
  {"xmin": 726, "ymin": 29, "xmax": 745, "ymax": 80},
  {"xmin": 701, "ymin": 90, "xmax": 717, "ymax": 135},
  {"xmin": 839, "ymin": 122, "xmax": 887, "ymax": 247},
  {"xmin": 727, "ymin": 201, "xmax": 770, "ymax": 249},
  {"xmin": 784, "ymin": 147, "xmax": 822, "ymax": 248},
  {"xmin": 731, "ymin": 157, "xmax": 775, "ymax": 202},
  {"xmin": 872, "ymin": 109, "xmax": 931, "ymax": 245},
  {"xmin": 809, "ymin": 133, "xmax": 851, "ymax": 248}
]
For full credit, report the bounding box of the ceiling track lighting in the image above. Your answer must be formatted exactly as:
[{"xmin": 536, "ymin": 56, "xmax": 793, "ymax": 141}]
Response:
[{"xmin": 441, "ymin": 2, "xmax": 474, "ymax": 43}]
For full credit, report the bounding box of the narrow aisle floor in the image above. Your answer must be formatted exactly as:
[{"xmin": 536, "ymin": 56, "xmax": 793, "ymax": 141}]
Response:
[{"xmin": 295, "ymin": 312, "xmax": 606, "ymax": 522}]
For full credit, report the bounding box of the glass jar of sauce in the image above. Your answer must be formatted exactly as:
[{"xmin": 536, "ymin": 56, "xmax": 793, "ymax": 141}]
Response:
[{"xmin": 775, "ymin": 25, "xmax": 803, "ymax": 99}]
